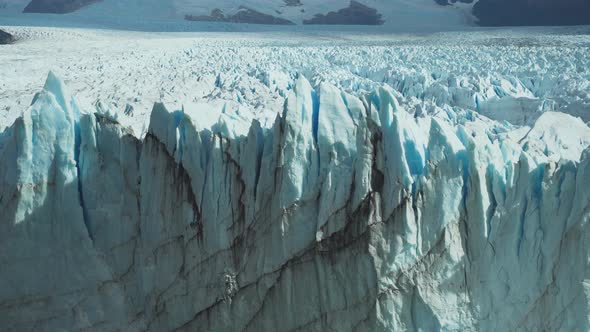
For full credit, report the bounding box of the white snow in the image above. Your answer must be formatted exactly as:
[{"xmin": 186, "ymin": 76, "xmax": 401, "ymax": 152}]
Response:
[{"xmin": 519, "ymin": 111, "xmax": 590, "ymax": 163}]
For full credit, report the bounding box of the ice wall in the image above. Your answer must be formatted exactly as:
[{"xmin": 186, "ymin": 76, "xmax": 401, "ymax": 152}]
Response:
[{"xmin": 1, "ymin": 73, "xmax": 590, "ymax": 331}]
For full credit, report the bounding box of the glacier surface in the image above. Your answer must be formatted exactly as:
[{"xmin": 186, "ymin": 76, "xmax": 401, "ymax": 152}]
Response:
[
  {"xmin": 1, "ymin": 70, "xmax": 590, "ymax": 331},
  {"xmin": 1, "ymin": 27, "xmax": 589, "ymax": 137}
]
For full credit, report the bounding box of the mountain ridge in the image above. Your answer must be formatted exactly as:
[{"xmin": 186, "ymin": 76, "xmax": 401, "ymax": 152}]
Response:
[
  {"xmin": 23, "ymin": 0, "xmax": 101, "ymax": 13},
  {"xmin": 4, "ymin": 0, "xmax": 476, "ymax": 29},
  {"xmin": 11, "ymin": 0, "xmax": 590, "ymax": 27}
]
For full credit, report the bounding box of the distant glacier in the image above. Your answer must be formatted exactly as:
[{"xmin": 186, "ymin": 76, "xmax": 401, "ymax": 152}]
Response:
[{"xmin": 1, "ymin": 72, "xmax": 590, "ymax": 331}]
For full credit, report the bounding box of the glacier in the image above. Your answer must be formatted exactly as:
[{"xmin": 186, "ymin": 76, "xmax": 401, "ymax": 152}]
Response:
[
  {"xmin": 2, "ymin": 27, "xmax": 589, "ymax": 138},
  {"xmin": 1, "ymin": 72, "xmax": 590, "ymax": 331}
]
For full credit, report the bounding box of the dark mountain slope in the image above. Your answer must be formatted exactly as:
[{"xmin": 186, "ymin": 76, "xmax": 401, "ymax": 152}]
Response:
[
  {"xmin": 473, "ymin": 0, "xmax": 590, "ymax": 26},
  {"xmin": 23, "ymin": 0, "xmax": 101, "ymax": 14},
  {"xmin": 0, "ymin": 29, "xmax": 14, "ymax": 44}
]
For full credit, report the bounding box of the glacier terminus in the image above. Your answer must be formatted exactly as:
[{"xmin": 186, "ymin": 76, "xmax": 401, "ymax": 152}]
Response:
[
  {"xmin": 1, "ymin": 66, "xmax": 589, "ymax": 330},
  {"xmin": 0, "ymin": 8, "xmax": 590, "ymax": 329}
]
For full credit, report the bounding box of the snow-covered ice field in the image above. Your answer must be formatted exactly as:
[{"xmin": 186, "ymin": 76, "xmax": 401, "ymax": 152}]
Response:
[{"xmin": 1, "ymin": 25, "xmax": 589, "ymax": 136}]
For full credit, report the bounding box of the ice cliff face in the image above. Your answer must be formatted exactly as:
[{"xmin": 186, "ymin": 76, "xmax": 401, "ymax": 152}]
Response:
[{"xmin": 2, "ymin": 73, "xmax": 590, "ymax": 331}]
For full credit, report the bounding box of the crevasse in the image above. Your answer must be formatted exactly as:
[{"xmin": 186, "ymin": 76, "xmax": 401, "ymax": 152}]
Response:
[{"xmin": 1, "ymin": 73, "xmax": 590, "ymax": 331}]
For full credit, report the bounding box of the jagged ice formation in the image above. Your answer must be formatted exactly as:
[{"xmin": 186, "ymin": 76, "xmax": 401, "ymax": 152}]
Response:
[
  {"xmin": 1, "ymin": 28, "xmax": 589, "ymax": 137},
  {"xmin": 1, "ymin": 73, "xmax": 590, "ymax": 331}
]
